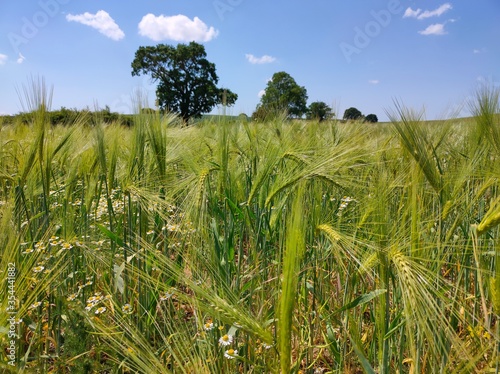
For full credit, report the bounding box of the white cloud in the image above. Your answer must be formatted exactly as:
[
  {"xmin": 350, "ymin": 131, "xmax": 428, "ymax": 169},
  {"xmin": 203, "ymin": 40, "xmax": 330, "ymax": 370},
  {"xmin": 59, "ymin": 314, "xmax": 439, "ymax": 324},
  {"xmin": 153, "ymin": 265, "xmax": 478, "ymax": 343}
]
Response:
[
  {"xmin": 418, "ymin": 23, "xmax": 447, "ymax": 35},
  {"xmin": 417, "ymin": 3, "xmax": 452, "ymax": 20},
  {"xmin": 138, "ymin": 14, "xmax": 218, "ymax": 42},
  {"xmin": 368, "ymin": 80, "xmax": 380, "ymax": 85},
  {"xmin": 66, "ymin": 10, "xmax": 125, "ymax": 41},
  {"xmin": 404, "ymin": 3, "xmax": 452, "ymax": 19},
  {"xmin": 17, "ymin": 53, "xmax": 25, "ymax": 64},
  {"xmin": 258, "ymin": 90, "xmax": 265, "ymax": 98},
  {"xmin": 245, "ymin": 54, "xmax": 276, "ymax": 64},
  {"xmin": 0, "ymin": 54, "xmax": 7, "ymax": 65},
  {"xmin": 403, "ymin": 7, "xmax": 421, "ymax": 18}
]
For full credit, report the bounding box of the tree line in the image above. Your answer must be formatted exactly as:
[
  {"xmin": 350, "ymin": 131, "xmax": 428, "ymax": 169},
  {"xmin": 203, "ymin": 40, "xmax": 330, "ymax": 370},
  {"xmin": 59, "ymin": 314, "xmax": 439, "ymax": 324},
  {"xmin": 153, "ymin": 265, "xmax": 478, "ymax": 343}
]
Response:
[
  {"xmin": 131, "ymin": 42, "xmax": 378, "ymax": 124},
  {"xmin": 3, "ymin": 41, "xmax": 378, "ymax": 125},
  {"xmin": 1, "ymin": 106, "xmax": 135, "ymax": 126}
]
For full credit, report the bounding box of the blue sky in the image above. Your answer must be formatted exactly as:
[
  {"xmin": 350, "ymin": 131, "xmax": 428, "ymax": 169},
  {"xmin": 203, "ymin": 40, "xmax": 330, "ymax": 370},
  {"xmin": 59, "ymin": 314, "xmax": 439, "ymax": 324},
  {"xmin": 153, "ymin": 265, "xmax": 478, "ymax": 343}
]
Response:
[{"xmin": 0, "ymin": 1, "xmax": 499, "ymax": 121}]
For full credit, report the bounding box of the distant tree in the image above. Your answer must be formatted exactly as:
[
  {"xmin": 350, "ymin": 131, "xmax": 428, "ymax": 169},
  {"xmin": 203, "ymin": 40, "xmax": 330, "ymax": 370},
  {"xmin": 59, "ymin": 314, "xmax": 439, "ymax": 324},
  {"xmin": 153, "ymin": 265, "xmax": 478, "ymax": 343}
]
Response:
[
  {"xmin": 140, "ymin": 108, "xmax": 156, "ymax": 115},
  {"xmin": 50, "ymin": 106, "xmax": 79, "ymax": 125},
  {"xmin": 131, "ymin": 42, "xmax": 237, "ymax": 122},
  {"xmin": 251, "ymin": 104, "xmax": 274, "ymax": 122},
  {"xmin": 258, "ymin": 71, "xmax": 308, "ymax": 118},
  {"xmin": 307, "ymin": 101, "xmax": 334, "ymax": 122},
  {"xmin": 343, "ymin": 107, "xmax": 363, "ymax": 121},
  {"xmin": 13, "ymin": 106, "xmax": 134, "ymax": 127},
  {"xmin": 99, "ymin": 105, "xmax": 119, "ymax": 124},
  {"xmin": 120, "ymin": 115, "xmax": 134, "ymax": 127},
  {"xmin": 365, "ymin": 114, "xmax": 378, "ymax": 123},
  {"xmin": 238, "ymin": 113, "xmax": 249, "ymax": 122},
  {"xmin": 0, "ymin": 114, "xmax": 13, "ymax": 126}
]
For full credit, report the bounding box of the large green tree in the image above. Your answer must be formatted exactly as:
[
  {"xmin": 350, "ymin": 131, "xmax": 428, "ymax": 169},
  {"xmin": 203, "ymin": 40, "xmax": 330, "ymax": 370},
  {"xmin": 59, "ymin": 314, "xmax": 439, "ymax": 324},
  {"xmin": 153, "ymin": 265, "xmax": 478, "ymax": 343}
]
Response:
[
  {"xmin": 307, "ymin": 101, "xmax": 334, "ymax": 122},
  {"xmin": 131, "ymin": 42, "xmax": 237, "ymax": 122},
  {"xmin": 343, "ymin": 107, "xmax": 363, "ymax": 121},
  {"xmin": 364, "ymin": 114, "xmax": 378, "ymax": 123},
  {"xmin": 257, "ymin": 72, "xmax": 308, "ymax": 118}
]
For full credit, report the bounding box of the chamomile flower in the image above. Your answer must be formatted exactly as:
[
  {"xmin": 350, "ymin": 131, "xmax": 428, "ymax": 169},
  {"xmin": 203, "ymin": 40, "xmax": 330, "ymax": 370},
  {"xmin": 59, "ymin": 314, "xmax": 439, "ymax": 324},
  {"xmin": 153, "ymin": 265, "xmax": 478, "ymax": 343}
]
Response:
[
  {"xmin": 203, "ymin": 321, "xmax": 214, "ymax": 331},
  {"xmin": 224, "ymin": 349, "xmax": 238, "ymax": 359},
  {"xmin": 33, "ymin": 265, "xmax": 45, "ymax": 273},
  {"xmin": 87, "ymin": 295, "xmax": 102, "ymax": 304},
  {"xmin": 29, "ymin": 301, "xmax": 42, "ymax": 309},
  {"xmin": 159, "ymin": 291, "xmax": 173, "ymax": 301},
  {"xmin": 92, "ymin": 239, "xmax": 106, "ymax": 251},
  {"xmin": 61, "ymin": 242, "xmax": 73, "ymax": 250},
  {"xmin": 166, "ymin": 224, "xmax": 180, "ymax": 232},
  {"xmin": 122, "ymin": 304, "xmax": 133, "ymax": 314},
  {"xmin": 219, "ymin": 334, "xmax": 233, "ymax": 346},
  {"xmin": 337, "ymin": 196, "xmax": 356, "ymax": 215},
  {"xmin": 67, "ymin": 293, "xmax": 78, "ymax": 301},
  {"xmin": 34, "ymin": 241, "xmax": 46, "ymax": 251},
  {"xmin": 95, "ymin": 307, "xmax": 107, "ymax": 315}
]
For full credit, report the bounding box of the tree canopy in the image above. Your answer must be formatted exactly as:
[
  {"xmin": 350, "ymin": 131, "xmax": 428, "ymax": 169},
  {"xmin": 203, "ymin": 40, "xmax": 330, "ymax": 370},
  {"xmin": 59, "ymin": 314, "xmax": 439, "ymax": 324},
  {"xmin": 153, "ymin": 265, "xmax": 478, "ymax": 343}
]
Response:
[
  {"xmin": 343, "ymin": 107, "xmax": 363, "ymax": 121},
  {"xmin": 365, "ymin": 114, "xmax": 378, "ymax": 123},
  {"xmin": 257, "ymin": 71, "xmax": 308, "ymax": 119},
  {"xmin": 307, "ymin": 101, "xmax": 334, "ymax": 122},
  {"xmin": 131, "ymin": 42, "xmax": 237, "ymax": 122}
]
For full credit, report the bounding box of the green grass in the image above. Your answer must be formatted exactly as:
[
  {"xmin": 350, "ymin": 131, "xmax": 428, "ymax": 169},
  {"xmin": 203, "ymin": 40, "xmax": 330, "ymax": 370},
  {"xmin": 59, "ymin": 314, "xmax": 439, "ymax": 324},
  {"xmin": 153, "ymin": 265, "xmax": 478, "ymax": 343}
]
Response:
[{"xmin": 1, "ymin": 82, "xmax": 500, "ymax": 373}]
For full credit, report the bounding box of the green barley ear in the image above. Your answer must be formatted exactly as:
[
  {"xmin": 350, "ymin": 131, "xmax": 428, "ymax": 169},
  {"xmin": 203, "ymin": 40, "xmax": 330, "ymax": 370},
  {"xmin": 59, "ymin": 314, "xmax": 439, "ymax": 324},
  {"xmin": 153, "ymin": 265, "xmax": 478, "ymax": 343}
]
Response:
[
  {"xmin": 316, "ymin": 223, "xmax": 341, "ymax": 242},
  {"xmin": 477, "ymin": 195, "xmax": 500, "ymax": 236},
  {"xmin": 386, "ymin": 100, "xmax": 447, "ymax": 201},
  {"xmin": 193, "ymin": 168, "xmax": 212, "ymax": 224},
  {"xmin": 491, "ymin": 220, "xmax": 500, "ymax": 316},
  {"xmin": 196, "ymin": 168, "xmax": 210, "ymax": 207},
  {"xmin": 468, "ymin": 84, "xmax": 500, "ymax": 155},
  {"xmin": 490, "ymin": 277, "xmax": 500, "ymax": 315}
]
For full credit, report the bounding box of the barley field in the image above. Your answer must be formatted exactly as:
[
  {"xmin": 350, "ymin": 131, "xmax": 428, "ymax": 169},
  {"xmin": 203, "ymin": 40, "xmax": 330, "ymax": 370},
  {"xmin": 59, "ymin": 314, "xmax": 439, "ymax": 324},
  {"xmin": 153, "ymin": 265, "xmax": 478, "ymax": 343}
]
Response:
[{"xmin": 1, "ymin": 85, "xmax": 500, "ymax": 373}]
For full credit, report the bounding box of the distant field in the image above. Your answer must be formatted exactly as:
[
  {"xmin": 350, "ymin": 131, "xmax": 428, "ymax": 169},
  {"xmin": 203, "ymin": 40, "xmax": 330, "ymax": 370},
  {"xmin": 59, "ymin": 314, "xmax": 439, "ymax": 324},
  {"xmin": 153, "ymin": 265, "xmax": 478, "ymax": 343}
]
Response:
[{"xmin": 1, "ymin": 90, "xmax": 500, "ymax": 373}]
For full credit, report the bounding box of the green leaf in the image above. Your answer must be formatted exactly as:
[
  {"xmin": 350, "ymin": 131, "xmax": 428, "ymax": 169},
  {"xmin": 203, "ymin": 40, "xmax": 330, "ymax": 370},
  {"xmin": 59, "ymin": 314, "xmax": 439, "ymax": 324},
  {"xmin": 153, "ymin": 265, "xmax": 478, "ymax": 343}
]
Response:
[
  {"xmin": 97, "ymin": 224, "xmax": 125, "ymax": 248},
  {"xmin": 349, "ymin": 332, "xmax": 376, "ymax": 374},
  {"xmin": 227, "ymin": 245, "xmax": 235, "ymax": 262},
  {"xmin": 333, "ymin": 289, "xmax": 386, "ymax": 315},
  {"xmin": 225, "ymin": 194, "xmax": 243, "ymax": 220}
]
